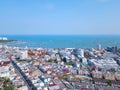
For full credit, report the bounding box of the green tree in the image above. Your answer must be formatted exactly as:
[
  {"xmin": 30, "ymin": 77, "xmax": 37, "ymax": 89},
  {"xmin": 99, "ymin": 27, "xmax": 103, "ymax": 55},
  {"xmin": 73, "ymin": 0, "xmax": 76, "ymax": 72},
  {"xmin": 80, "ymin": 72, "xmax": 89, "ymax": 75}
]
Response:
[
  {"xmin": 106, "ymin": 80, "xmax": 112, "ymax": 86},
  {"xmin": 4, "ymin": 86, "xmax": 14, "ymax": 90}
]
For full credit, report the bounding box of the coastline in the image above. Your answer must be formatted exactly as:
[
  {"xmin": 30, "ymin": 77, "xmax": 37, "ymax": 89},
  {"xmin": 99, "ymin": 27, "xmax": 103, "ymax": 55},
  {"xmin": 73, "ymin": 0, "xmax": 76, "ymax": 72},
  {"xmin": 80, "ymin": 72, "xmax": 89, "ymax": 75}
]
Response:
[
  {"xmin": 0, "ymin": 40, "xmax": 17, "ymax": 43},
  {"xmin": 0, "ymin": 35, "xmax": 120, "ymax": 48}
]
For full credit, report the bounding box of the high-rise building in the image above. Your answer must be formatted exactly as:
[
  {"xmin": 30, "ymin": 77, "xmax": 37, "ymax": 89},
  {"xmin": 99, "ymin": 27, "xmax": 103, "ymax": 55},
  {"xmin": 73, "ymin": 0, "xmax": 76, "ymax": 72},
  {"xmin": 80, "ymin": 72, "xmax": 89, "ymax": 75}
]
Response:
[
  {"xmin": 80, "ymin": 49, "xmax": 84, "ymax": 58},
  {"xmin": 97, "ymin": 44, "xmax": 101, "ymax": 50},
  {"xmin": 82, "ymin": 58, "xmax": 87, "ymax": 64},
  {"xmin": 106, "ymin": 46, "xmax": 118, "ymax": 53},
  {"xmin": 20, "ymin": 50, "xmax": 28, "ymax": 59}
]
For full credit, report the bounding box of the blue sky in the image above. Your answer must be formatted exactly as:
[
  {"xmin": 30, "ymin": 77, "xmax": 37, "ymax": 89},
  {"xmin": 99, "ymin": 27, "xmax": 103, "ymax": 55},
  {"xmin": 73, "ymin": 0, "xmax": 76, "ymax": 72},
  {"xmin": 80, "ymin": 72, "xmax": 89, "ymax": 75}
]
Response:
[{"xmin": 0, "ymin": 0, "xmax": 120, "ymax": 35}]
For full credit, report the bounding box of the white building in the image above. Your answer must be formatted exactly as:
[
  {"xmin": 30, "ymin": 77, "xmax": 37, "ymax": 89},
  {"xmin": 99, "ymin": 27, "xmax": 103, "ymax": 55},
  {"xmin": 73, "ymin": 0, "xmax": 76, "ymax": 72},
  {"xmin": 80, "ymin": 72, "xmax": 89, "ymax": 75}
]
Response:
[
  {"xmin": 0, "ymin": 45, "xmax": 2, "ymax": 48},
  {"xmin": 20, "ymin": 50, "xmax": 28, "ymax": 59},
  {"xmin": 2, "ymin": 37, "xmax": 8, "ymax": 40},
  {"xmin": 0, "ymin": 66, "xmax": 10, "ymax": 78},
  {"xmin": 97, "ymin": 44, "xmax": 101, "ymax": 50},
  {"xmin": 80, "ymin": 49, "xmax": 84, "ymax": 58},
  {"xmin": 0, "ymin": 37, "xmax": 8, "ymax": 40},
  {"xmin": 18, "ymin": 86, "xmax": 28, "ymax": 90},
  {"xmin": 82, "ymin": 58, "xmax": 88, "ymax": 64},
  {"xmin": 89, "ymin": 58, "xmax": 119, "ymax": 71}
]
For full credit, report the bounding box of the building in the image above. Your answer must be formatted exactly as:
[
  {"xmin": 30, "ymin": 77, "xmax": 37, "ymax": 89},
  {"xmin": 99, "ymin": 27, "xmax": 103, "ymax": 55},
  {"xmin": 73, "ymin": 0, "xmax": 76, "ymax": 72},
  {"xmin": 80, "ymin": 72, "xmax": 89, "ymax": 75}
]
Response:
[
  {"xmin": 97, "ymin": 44, "xmax": 101, "ymax": 50},
  {"xmin": 48, "ymin": 84, "xmax": 60, "ymax": 90},
  {"xmin": 12, "ymin": 80, "xmax": 24, "ymax": 87},
  {"xmin": 82, "ymin": 58, "xmax": 88, "ymax": 65},
  {"xmin": 80, "ymin": 49, "xmax": 84, "ymax": 58},
  {"xmin": 31, "ymin": 70, "xmax": 41, "ymax": 77},
  {"xmin": 0, "ymin": 66, "xmax": 10, "ymax": 77},
  {"xmin": 103, "ymin": 72, "xmax": 115, "ymax": 80},
  {"xmin": 115, "ymin": 71, "xmax": 120, "ymax": 80},
  {"xmin": 0, "ymin": 37, "xmax": 8, "ymax": 40},
  {"xmin": 74, "ymin": 49, "xmax": 84, "ymax": 58},
  {"xmin": 0, "ymin": 37, "xmax": 2, "ymax": 40},
  {"xmin": 0, "ymin": 60, "xmax": 10, "ymax": 78},
  {"xmin": 106, "ymin": 46, "xmax": 118, "ymax": 53},
  {"xmin": 92, "ymin": 71, "xmax": 103, "ymax": 79},
  {"xmin": 2, "ymin": 37, "xmax": 8, "ymax": 40},
  {"xmin": 20, "ymin": 50, "xmax": 28, "ymax": 59},
  {"xmin": 18, "ymin": 86, "xmax": 28, "ymax": 90},
  {"xmin": 0, "ymin": 82, "xmax": 3, "ymax": 88},
  {"xmin": 88, "ymin": 59, "xmax": 119, "ymax": 71}
]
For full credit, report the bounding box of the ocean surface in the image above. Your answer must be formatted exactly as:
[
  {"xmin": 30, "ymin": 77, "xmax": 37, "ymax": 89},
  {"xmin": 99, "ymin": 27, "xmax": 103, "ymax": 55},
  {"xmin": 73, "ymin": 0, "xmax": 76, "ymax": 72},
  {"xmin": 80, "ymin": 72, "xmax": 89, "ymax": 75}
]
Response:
[{"xmin": 0, "ymin": 35, "xmax": 120, "ymax": 48}]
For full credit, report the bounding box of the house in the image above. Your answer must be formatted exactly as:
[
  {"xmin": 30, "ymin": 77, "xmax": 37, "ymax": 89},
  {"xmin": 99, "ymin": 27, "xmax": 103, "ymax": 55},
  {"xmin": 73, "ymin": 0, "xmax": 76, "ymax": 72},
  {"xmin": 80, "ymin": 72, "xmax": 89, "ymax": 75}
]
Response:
[
  {"xmin": 31, "ymin": 70, "xmax": 41, "ymax": 77},
  {"xmin": 115, "ymin": 71, "xmax": 120, "ymax": 80},
  {"xmin": 103, "ymin": 71, "xmax": 115, "ymax": 80},
  {"xmin": 0, "ymin": 67, "xmax": 9, "ymax": 77},
  {"xmin": 32, "ymin": 61, "xmax": 43, "ymax": 66},
  {"xmin": 92, "ymin": 71, "xmax": 103, "ymax": 79},
  {"xmin": 48, "ymin": 84, "xmax": 59, "ymax": 90},
  {"xmin": 0, "ymin": 64, "xmax": 10, "ymax": 78},
  {"xmin": 12, "ymin": 80, "xmax": 24, "ymax": 86},
  {"xmin": 0, "ymin": 82, "xmax": 3, "ymax": 88},
  {"xmin": 18, "ymin": 86, "xmax": 28, "ymax": 90}
]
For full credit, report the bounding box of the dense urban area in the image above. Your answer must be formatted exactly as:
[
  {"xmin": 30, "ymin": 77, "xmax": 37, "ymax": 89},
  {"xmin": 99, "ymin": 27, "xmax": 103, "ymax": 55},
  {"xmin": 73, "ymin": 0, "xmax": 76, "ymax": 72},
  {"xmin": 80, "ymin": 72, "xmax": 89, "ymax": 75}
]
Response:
[{"xmin": 0, "ymin": 44, "xmax": 120, "ymax": 90}]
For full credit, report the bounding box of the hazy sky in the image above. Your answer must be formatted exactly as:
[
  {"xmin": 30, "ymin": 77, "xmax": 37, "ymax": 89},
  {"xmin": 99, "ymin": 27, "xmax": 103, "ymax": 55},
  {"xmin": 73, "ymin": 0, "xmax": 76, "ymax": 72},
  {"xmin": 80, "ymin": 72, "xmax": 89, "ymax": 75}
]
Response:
[{"xmin": 0, "ymin": 0, "xmax": 120, "ymax": 35}]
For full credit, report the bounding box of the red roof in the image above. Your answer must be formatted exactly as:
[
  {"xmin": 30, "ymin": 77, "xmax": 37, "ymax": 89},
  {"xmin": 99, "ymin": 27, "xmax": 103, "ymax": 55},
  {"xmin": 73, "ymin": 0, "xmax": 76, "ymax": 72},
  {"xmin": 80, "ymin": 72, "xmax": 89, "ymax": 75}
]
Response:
[
  {"xmin": 0, "ymin": 82, "xmax": 3, "ymax": 86},
  {"xmin": 0, "ymin": 61, "xmax": 10, "ymax": 66},
  {"xmin": 49, "ymin": 84, "xmax": 57, "ymax": 87}
]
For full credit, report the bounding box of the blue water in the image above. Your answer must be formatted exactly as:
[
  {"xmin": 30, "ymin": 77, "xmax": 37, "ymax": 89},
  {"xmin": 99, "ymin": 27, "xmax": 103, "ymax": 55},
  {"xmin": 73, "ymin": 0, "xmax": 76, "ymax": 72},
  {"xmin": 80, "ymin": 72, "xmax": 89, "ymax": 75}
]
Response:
[{"xmin": 0, "ymin": 35, "xmax": 120, "ymax": 48}]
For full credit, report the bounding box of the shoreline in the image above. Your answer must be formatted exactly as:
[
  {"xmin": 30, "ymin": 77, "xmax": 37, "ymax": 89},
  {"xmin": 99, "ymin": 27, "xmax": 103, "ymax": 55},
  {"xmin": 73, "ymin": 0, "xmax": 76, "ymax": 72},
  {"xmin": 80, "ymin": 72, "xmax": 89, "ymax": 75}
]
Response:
[{"xmin": 0, "ymin": 40, "xmax": 17, "ymax": 43}]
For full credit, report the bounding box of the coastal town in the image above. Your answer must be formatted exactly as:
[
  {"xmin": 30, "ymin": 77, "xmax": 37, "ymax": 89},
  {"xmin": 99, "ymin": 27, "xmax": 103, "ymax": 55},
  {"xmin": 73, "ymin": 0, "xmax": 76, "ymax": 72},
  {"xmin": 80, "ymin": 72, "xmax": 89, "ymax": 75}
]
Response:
[
  {"xmin": 0, "ymin": 0, "xmax": 120, "ymax": 89},
  {"xmin": 0, "ymin": 44, "xmax": 120, "ymax": 90},
  {"xmin": 0, "ymin": 37, "xmax": 16, "ymax": 44},
  {"xmin": 0, "ymin": 37, "xmax": 8, "ymax": 41}
]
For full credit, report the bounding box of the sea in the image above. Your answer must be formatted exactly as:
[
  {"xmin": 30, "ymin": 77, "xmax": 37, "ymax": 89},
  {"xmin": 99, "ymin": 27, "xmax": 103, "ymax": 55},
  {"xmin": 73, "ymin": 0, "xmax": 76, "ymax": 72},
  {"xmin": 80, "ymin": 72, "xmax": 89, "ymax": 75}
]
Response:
[{"xmin": 0, "ymin": 35, "xmax": 120, "ymax": 48}]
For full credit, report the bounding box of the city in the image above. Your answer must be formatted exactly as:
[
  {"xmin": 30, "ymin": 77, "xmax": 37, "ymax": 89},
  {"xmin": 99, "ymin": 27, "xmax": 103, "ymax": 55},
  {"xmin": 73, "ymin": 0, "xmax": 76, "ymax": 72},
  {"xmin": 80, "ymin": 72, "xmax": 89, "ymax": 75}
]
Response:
[
  {"xmin": 0, "ymin": 44, "xmax": 120, "ymax": 90},
  {"xmin": 1, "ymin": 0, "xmax": 120, "ymax": 90}
]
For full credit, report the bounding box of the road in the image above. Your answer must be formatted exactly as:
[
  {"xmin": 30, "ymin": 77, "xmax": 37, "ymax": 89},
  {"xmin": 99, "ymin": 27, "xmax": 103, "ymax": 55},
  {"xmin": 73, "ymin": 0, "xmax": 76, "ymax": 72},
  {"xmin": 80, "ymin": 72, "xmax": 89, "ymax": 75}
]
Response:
[{"xmin": 11, "ymin": 60, "xmax": 34, "ymax": 90}]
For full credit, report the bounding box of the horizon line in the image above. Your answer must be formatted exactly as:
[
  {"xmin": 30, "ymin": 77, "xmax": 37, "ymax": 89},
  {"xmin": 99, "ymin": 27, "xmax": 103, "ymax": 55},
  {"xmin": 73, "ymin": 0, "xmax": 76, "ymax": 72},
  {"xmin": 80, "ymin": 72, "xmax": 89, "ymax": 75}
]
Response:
[{"xmin": 0, "ymin": 34, "xmax": 120, "ymax": 36}]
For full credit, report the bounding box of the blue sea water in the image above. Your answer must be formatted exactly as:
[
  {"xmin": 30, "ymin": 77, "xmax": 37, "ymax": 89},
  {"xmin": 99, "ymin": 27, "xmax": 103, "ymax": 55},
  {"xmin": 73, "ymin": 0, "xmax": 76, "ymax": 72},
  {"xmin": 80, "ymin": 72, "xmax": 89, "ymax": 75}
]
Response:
[{"xmin": 0, "ymin": 35, "xmax": 120, "ymax": 48}]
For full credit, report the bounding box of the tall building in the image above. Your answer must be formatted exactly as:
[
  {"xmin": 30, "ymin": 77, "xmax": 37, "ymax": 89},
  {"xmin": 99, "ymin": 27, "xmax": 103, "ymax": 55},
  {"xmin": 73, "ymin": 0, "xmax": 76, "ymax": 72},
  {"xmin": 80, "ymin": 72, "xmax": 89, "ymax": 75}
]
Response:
[
  {"xmin": 82, "ymin": 58, "xmax": 87, "ymax": 65},
  {"xmin": 20, "ymin": 50, "xmax": 28, "ymax": 59},
  {"xmin": 97, "ymin": 44, "xmax": 101, "ymax": 50},
  {"xmin": 80, "ymin": 49, "xmax": 84, "ymax": 58},
  {"xmin": 106, "ymin": 46, "xmax": 118, "ymax": 53}
]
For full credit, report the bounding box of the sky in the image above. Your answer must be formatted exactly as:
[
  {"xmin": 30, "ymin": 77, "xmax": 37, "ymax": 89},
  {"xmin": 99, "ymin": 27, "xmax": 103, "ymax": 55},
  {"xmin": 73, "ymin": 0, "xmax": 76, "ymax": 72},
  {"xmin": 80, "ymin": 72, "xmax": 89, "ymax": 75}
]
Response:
[{"xmin": 0, "ymin": 0, "xmax": 120, "ymax": 35}]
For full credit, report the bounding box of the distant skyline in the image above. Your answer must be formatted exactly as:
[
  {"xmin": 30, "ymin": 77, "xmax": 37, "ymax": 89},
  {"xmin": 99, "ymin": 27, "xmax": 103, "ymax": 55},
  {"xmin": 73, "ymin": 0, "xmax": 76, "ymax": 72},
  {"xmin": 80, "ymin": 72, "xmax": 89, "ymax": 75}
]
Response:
[{"xmin": 0, "ymin": 0, "xmax": 120, "ymax": 35}]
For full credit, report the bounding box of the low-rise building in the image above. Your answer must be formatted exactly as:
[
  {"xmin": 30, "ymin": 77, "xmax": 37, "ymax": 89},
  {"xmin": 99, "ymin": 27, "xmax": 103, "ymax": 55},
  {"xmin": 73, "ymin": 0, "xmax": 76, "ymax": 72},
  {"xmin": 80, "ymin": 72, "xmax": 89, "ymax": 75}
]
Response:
[
  {"xmin": 103, "ymin": 72, "xmax": 115, "ymax": 80},
  {"xmin": 18, "ymin": 86, "xmax": 28, "ymax": 90},
  {"xmin": 32, "ymin": 69, "xmax": 41, "ymax": 77},
  {"xmin": 0, "ymin": 60, "xmax": 10, "ymax": 78},
  {"xmin": 92, "ymin": 71, "xmax": 103, "ymax": 79},
  {"xmin": 115, "ymin": 71, "xmax": 120, "ymax": 80},
  {"xmin": 48, "ymin": 84, "xmax": 60, "ymax": 90}
]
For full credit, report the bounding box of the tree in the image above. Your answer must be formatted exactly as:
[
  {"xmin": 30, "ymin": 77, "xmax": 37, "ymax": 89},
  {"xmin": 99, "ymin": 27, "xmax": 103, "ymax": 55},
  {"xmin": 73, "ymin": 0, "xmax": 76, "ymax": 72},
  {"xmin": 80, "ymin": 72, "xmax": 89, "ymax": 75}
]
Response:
[
  {"xmin": 106, "ymin": 80, "xmax": 112, "ymax": 86},
  {"xmin": 47, "ymin": 59, "xmax": 53, "ymax": 62},
  {"xmin": 4, "ymin": 86, "xmax": 14, "ymax": 90}
]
